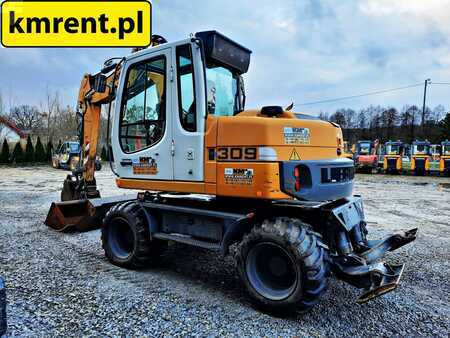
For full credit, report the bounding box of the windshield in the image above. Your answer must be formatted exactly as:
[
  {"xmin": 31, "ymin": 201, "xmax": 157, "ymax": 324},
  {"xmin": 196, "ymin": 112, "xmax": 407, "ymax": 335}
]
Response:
[
  {"xmin": 69, "ymin": 143, "xmax": 80, "ymax": 152},
  {"xmin": 358, "ymin": 142, "xmax": 371, "ymax": 155},
  {"xmin": 386, "ymin": 144, "xmax": 401, "ymax": 155},
  {"xmin": 413, "ymin": 144, "xmax": 430, "ymax": 155},
  {"xmin": 206, "ymin": 66, "xmax": 240, "ymax": 116},
  {"xmin": 443, "ymin": 145, "xmax": 450, "ymax": 155}
]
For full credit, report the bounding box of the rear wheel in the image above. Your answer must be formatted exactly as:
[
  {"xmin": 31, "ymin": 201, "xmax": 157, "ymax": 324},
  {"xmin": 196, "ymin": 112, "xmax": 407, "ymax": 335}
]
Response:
[
  {"xmin": 52, "ymin": 159, "xmax": 60, "ymax": 169},
  {"xmin": 61, "ymin": 176, "xmax": 79, "ymax": 201},
  {"xmin": 102, "ymin": 202, "xmax": 166, "ymax": 269},
  {"xmin": 235, "ymin": 218, "xmax": 328, "ymax": 315},
  {"xmin": 69, "ymin": 157, "xmax": 78, "ymax": 172},
  {"xmin": 95, "ymin": 161, "xmax": 102, "ymax": 171}
]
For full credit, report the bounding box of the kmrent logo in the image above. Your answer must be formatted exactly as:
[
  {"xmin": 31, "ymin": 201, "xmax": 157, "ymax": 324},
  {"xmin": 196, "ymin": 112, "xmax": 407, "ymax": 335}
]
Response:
[{"xmin": 1, "ymin": 0, "xmax": 152, "ymax": 47}]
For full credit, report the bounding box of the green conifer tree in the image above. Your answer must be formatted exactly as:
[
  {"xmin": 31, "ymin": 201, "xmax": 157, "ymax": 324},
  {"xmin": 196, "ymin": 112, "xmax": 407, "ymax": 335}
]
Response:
[
  {"xmin": 46, "ymin": 141, "xmax": 53, "ymax": 161},
  {"xmin": 0, "ymin": 139, "xmax": 10, "ymax": 164},
  {"xmin": 34, "ymin": 136, "xmax": 46, "ymax": 162},
  {"xmin": 25, "ymin": 135, "xmax": 35, "ymax": 163},
  {"xmin": 12, "ymin": 142, "xmax": 24, "ymax": 163}
]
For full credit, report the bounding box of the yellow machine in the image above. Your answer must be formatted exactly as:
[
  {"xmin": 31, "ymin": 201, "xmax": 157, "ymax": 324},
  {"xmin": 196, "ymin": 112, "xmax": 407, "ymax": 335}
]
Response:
[
  {"xmin": 383, "ymin": 141, "xmax": 404, "ymax": 174},
  {"xmin": 429, "ymin": 144, "xmax": 442, "ymax": 173},
  {"xmin": 440, "ymin": 140, "xmax": 450, "ymax": 175},
  {"xmin": 342, "ymin": 141, "xmax": 354, "ymax": 160},
  {"xmin": 45, "ymin": 31, "xmax": 416, "ymax": 314},
  {"xmin": 410, "ymin": 140, "xmax": 431, "ymax": 175}
]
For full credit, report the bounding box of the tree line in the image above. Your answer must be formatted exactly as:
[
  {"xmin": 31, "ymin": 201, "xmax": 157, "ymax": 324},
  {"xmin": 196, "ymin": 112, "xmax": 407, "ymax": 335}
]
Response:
[
  {"xmin": 0, "ymin": 135, "xmax": 111, "ymax": 165},
  {"xmin": 319, "ymin": 104, "xmax": 450, "ymax": 144},
  {"xmin": 1, "ymin": 89, "xmax": 450, "ymax": 163},
  {"xmin": 0, "ymin": 135, "xmax": 51, "ymax": 164},
  {"xmin": 0, "ymin": 88, "xmax": 109, "ymax": 165}
]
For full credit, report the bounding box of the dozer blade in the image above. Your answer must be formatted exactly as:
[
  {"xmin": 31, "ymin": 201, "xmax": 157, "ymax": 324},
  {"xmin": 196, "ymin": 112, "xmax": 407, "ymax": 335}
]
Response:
[{"xmin": 45, "ymin": 195, "xmax": 135, "ymax": 232}]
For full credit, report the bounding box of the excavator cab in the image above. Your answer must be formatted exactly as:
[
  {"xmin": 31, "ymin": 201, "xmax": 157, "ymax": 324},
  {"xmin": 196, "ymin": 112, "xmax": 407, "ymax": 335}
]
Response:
[
  {"xmin": 113, "ymin": 32, "xmax": 246, "ymax": 184},
  {"xmin": 355, "ymin": 140, "xmax": 379, "ymax": 172},
  {"xmin": 383, "ymin": 141, "xmax": 404, "ymax": 174},
  {"xmin": 429, "ymin": 144, "xmax": 442, "ymax": 173},
  {"xmin": 410, "ymin": 140, "xmax": 431, "ymax": 175},
  {"xmin": 440, "ymin": 140, "xmax": 450, "ymax": 175}
]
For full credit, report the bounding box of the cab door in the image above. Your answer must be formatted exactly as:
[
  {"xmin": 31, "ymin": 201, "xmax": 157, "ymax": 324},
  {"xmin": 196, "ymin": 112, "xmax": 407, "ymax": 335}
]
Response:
[
  {"xmin": 113, "ymin": 48, "xmax": 174, "ymax": 180},
  {"xmin": 172, "ymin": 42, "xmax": 206, "ymax": 181}
]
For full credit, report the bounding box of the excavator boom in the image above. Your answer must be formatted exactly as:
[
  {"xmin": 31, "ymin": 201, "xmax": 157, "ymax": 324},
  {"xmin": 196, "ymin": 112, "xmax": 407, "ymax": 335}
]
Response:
[{"xmin": 45, "ymin": 62, "xmax": 123, "ymax": 231}]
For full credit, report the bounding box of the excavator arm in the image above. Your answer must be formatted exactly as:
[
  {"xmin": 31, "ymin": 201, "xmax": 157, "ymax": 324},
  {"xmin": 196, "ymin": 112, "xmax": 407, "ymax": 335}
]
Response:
[
  {"xmin": 77, "ymin": 67, "xmax": 121, "ymax": 187},
  {"xmin": 45, "ymin": 37, "xmax": 167, "ymax": 231},
  {"xmin": 44, "ymin": 61, "xmax": 130, "ymax": 231}
]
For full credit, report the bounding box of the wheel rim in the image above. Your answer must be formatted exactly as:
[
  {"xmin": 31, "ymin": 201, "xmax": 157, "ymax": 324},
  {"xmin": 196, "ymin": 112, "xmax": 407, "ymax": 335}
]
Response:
[
  {"xmin": 108, "ymin": 217, "xmax": 134, "ymax": 259},
  {"xmin": 245, "ymin": 242, "xmax": 298, "ymax": 301}
]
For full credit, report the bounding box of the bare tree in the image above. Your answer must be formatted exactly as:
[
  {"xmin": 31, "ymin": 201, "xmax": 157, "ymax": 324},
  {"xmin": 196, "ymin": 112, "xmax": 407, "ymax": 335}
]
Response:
[
  {"xmin": 381, "ymin": 107, "xmax": 398, "ymax": 140},
  {"xmin": 318, "ymin": 111, "xmax": 329, "ymax": 121},
  {"xmin": 40, "ymin": 87, "xmax": 61, "ymax": 143},
  {"xmin": 329, "ymin": 110, "xmax": 346, "ymax": 127},
  {"xmin": 10, "ymin": 105, "xmax": 42, "ymax": 132},
  {"xmin": 431, "ymin": 105, "xmax": 446, "ymax": 124}
]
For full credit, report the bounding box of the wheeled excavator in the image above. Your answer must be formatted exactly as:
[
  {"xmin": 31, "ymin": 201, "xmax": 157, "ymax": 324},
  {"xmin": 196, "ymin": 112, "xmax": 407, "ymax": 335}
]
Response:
[{"xmin": 45, "ymin": 31, "xmax": 417, "ymax": 314}]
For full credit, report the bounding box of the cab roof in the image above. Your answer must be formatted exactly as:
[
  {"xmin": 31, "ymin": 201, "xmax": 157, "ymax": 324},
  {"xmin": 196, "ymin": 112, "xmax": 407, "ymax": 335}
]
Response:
[{"xmin": 412, "ymin": 140, "xmax": 431, "ymax": 145}]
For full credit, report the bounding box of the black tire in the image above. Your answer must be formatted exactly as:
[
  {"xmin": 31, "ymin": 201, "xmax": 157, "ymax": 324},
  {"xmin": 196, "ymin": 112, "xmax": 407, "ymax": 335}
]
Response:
[
  {"xmin": 235, "ymin": 218, "xmax": 328, "ymax": 315},
  {"xmin": 101, "ymin": 201, "xmax": 166, "ymax": 269},
  {"xmin": 0, "ymin": 277, "xmax": 6, "ymax": 336},
  {"xmin": 61, "ymin": 177, "xmax": 78, "ymax": 201}
]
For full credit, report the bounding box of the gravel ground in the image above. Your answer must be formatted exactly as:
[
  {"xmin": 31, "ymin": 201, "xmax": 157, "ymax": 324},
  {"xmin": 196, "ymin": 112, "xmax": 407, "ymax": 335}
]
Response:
[{"xmin": 0, "ymin": 165, "xmax": 449, "ymax": 337}]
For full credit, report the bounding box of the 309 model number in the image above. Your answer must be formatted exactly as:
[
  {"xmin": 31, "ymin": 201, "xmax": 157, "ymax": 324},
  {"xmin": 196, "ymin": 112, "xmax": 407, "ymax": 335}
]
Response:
[{"xmin": 216, "ymin": 147, "xmax": 257, "ymax": 161}]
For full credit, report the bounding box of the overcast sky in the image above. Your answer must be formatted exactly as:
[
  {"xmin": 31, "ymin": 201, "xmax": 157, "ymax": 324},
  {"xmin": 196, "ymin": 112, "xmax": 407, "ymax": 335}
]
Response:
[{"xmin": 1, "ymin": 0, "xmax": 450, "ymax": 115}]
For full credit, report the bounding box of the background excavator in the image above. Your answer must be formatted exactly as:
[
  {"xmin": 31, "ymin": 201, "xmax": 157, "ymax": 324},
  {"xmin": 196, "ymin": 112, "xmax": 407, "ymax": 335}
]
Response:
[
  {"xmin": 440, "ymin": 140, "xmax": 450, "ymax": 175},
  {"xmin": 411, "ymin": 140, "xmax": 432, "ymax": 175},
  {"xmin": 45, "ymin": 31, "xmax": 416, "ymax": 314},
  {"xmin": 383, "ymin": 140, "xmax": 405, "ymax": 174},
  {"xmin": 354, "ymin": 139, "xmax": 380, "ymax": 173}
]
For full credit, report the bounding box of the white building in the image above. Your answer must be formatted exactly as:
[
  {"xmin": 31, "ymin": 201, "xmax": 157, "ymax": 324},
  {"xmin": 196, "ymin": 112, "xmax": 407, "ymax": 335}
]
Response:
[{"xmin": 0, "ymin": 117, "xmax": 26, "ymax": 142}]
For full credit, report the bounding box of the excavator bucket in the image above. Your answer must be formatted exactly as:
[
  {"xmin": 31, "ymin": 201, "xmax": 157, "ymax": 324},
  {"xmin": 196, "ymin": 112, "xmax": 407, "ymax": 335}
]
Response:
[{"xmin": 45, "ymin": 195, "xmax": 135, "ymax": 232}]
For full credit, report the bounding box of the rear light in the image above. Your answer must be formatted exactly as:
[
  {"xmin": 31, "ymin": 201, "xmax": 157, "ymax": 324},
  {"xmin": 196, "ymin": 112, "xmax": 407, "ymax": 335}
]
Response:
[
  {"xmin": 337, "ymin": 138, "xmax": 342, "ymax": 156},
  {"xmin": 294, "ymin": 166, "xmax": 300, "ymax": 178},
  {"xmin": 294, "ymin": 166, "xmax": 301, "ymax": 191}
]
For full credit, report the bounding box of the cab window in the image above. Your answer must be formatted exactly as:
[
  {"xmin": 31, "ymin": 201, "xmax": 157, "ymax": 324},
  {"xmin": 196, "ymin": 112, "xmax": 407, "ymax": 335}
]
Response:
[
  {"xmin": 120, "ymin": 56, "xmax": 166, "ymax": 153},
  {"xmin": 206, "ymin": 66, "xmax": 238, "ymax": 117},
  {"xmin": 176, "ymin": 44, "xmax": 196, "ymax": 131}
]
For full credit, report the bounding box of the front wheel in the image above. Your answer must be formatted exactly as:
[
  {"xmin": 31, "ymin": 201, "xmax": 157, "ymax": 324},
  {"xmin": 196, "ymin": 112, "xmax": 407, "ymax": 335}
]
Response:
[
  {"xmin": 101, "ymin": 202, "xmax": 166, "ymax": 269},
  {"xmin": 235, "ymin": 218, "xmax": 328, "ymax": 315}
]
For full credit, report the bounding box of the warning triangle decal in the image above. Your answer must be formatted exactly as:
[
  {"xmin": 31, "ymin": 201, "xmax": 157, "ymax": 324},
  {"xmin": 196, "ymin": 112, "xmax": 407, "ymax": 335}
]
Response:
[{"xmin": 289, "ymin": 148, "xmax": 301, "ymax": 161}]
